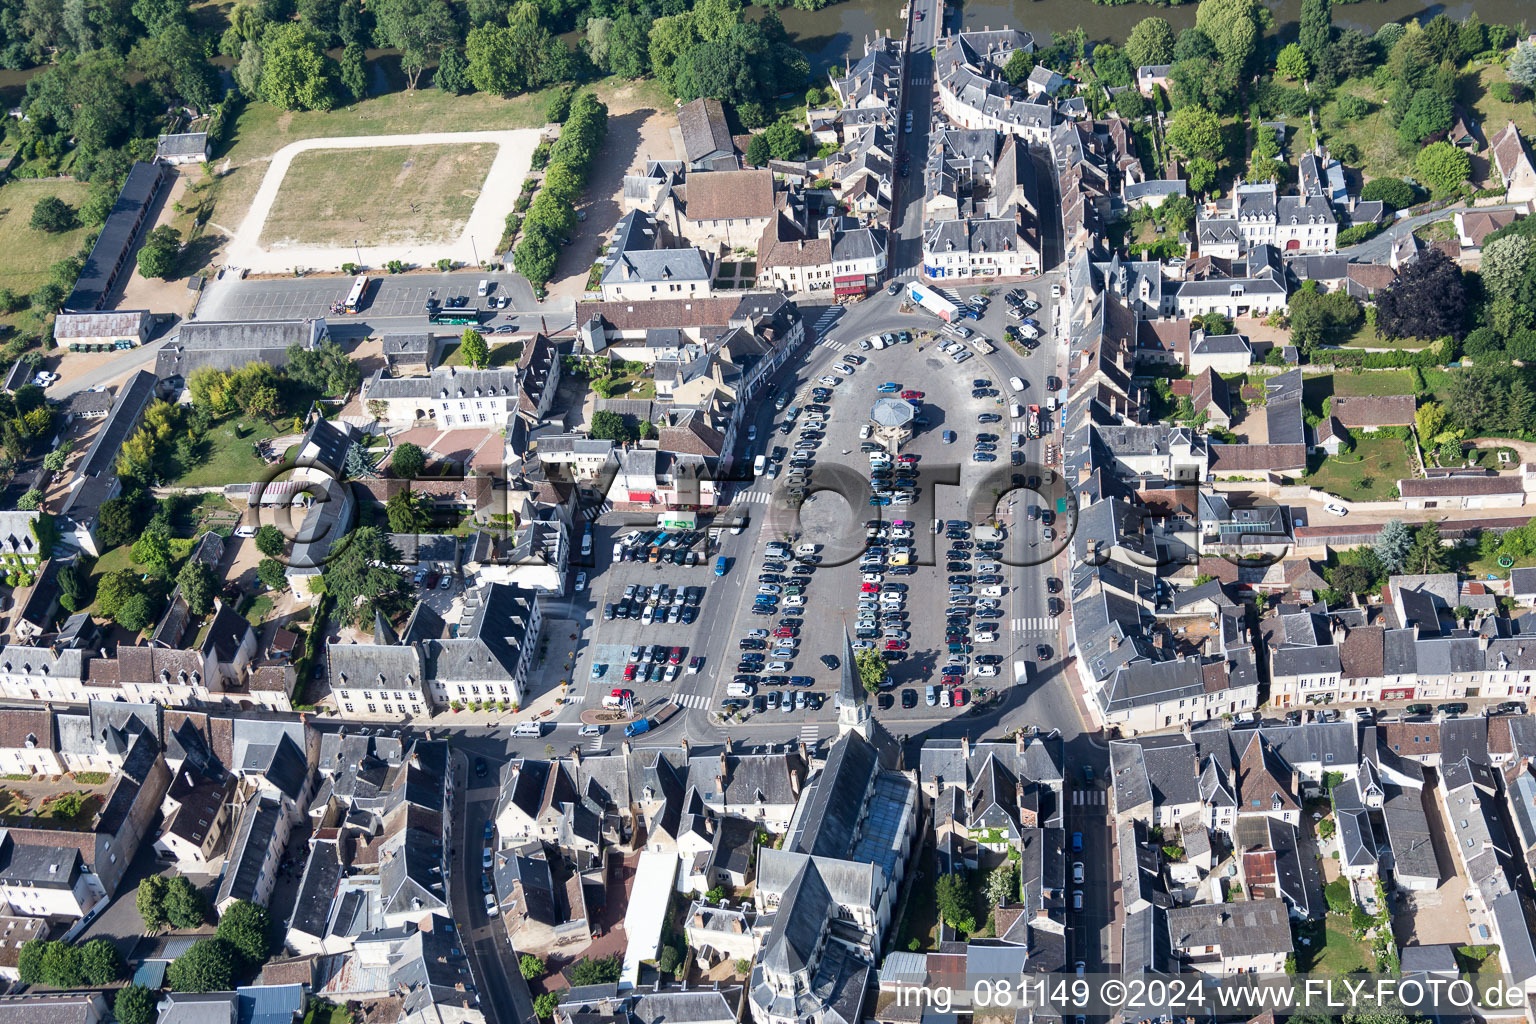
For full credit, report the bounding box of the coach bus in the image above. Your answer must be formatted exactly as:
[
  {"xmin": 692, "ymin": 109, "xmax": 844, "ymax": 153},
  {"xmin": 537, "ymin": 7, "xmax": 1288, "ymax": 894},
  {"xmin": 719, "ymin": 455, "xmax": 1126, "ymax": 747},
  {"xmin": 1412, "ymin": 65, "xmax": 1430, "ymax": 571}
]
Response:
[
  {"xmin": 343, "ymin": 275, "xmax": 370, "ymax": 313},
  {"xmin": 428, "ymin": 308, "xmax": 482, "ymax": 326}
]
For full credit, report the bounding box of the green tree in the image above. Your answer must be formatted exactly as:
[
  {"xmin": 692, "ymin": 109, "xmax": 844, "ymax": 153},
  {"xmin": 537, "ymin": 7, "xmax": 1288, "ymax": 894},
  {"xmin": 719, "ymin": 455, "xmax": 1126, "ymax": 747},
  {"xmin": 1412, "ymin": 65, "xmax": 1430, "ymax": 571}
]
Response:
[
  {"xmin": 132, "ymin": 528, "xmax": 175, "ymax": 577},
  {"xmin": 983, "ymin": 862, "xmax": 1017, "ymax": 906},
  {"xmin": 1159, "ymin": 194, "xmax": 1196, "ymax": 233},
  {"xmin": 604, "ymin": 11, "xmax": 649, "ymax": 77},
  {"xmin": 1167, "ymin": 105, "xmax": 1221, "ymax": 159},
  {"xmin": 533, "ymin": 992, "xmax": 563, "ymax": 1020},
  {"xmin": 216, "ymin": 900, "xmax": 271, "ymax": 967},
  {"xmin": 165, "ymin": 875, "xmax": 207, "ymax": 929},
  {"xmin": 29, "ymin": 195, "xmax": 76, "ymax": 233},
  {"xmin": 854, "ymin": 648, "xmax": 886, "ymax": 694},
  {"xmin": 1276, "ymin": 42, "xmax": 1309, "ymax": 80},
  {"xmin": 1360, "ymin": 177, "xmax": 1417, "ymax": 210},
  {"xmin": 745, "ymin": 134, "xmax": 770, "ymax": 166},
  {"xmin": 16, "ymin": 488, "xmax": 42, "ymax": 510},
  {"xmin": 259, "ymin": 22, "xmax": 340, "ymax": 110},
  {"xmin": 1002, "ymin": 47, "xmax": 1036, "ymax": 86},
  {"xmin": 519, "ymin": 954, "xmax": 546, "ymax": 979},
  {"xmin": 80, "ymin": 938, "xmax": 124, "ymax": 986},
  {"xmin": 1324, "ymin": 877, "xmax": 1353, "ymax": 913},
  {"xmin": 1125, "ymin": 15, "xmax": 1175, "ymax": 68},
  {"xmin": 130, "ymin": 24, "xmax": 220, "ymax": 111},
  {"xmin": 58, "ymin": 561, "xmax": 90, "ymax": 613},
  {"xmin": 167, "ymin": 938, "xmax": 237, "ymax": 993},
  {"xmin": 386, "ymin": 488, "xmax": 430, "ymax": 532},
  {"xmin": 136, "ymin": 224, "xmax": 182, "ymax": 279},
  {"xmin": 569, "ymin": 954, "xmax": 622, "ymax": 986},
  {"xmin": 137, "ymin": 875, "xmax": 169, "ymax": 932},
  {"xmin": 1398, "ymin": 89, "xmax": 1454, "ymax": 145},
  {"xmin": 176, "ymin": 559, "xmax": 216, "ymax": 616},
  {"xmin": 934, "ymin": 872, "xmax": 973, "ymax": 931},
  {"xmin": 321, "ymin": 527, "xmax": 410, "ymax": 626},
  {"xmin": 254, "ymin": 524, "xmax": 286, "ymax": 558},
  {"xmin": 96, "ymin": 568, "xmax": 150, "ymax": 622},
  {"xmin": 1414, "ymin": 140, "xmax": 1470, "ymax": 194},
  {"xmin": 466, "ymin": 24, "xmax": 520, "ymax": 95},
  {"xmin": 589, "ymin": 409, "xmax": 634, "ymax": 443},
  {"xmin": 513, "ymin": 223, "xmax": 561, "ymax": 291},
  {"xmin": 1406, "ymin": 521, "xmax": 1448, "ymax": 574},
  {"xmin": 390, "ymin": 441, "xmax": 426, "ymax": 478},
  {"xmin": 15, "ymin": 940, "xmax": 44, "ymax": 985},
  {"xmin": 1298, "ymin": 0, "xmax": 1332, "ymax": 79},
  {"xmin": 257, "ymin": 558, "xmax": 289, "ymax": 591},
  {"xmin": 1185, "ymin": 156, "xmax": 1219, "ymax": 194},
  {"xmin": 763, "ymin": 118, "xmax": 805, "ymax": 161},
  {"xmin": 459, "ymin": 327, "xmax": 489, "ymax": 368},
  {"xmin": 435, "ymin": 45, "xmax": 470, "ymax": 94},
  {"xmin": 1373, "ymin": 519, "xmax": 1413, "ymax": 575},
  {"xmin": 374, "ymin": 0, "xmax": 456, "ymax": 89},
  {"xmin": 339, "ymin": 41, "xmax": 367, "ymax": 100},
  {"xmin": 1508, "ymin": 41, "xmax": 1536, "ymax": 90},
  {"xmin": 115, "ymin": 986, "xmax": 156, "ymax": 1024},
  {"xmin": 1195, "ymin": 0, "xmax": 1265, "ymax": 78}
]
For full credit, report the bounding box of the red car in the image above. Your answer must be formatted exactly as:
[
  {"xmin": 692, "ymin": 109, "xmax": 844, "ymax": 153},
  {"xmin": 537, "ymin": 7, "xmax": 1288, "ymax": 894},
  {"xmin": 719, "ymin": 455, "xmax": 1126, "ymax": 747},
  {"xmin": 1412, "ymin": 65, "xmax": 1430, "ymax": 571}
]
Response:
[
  {"xmin": 775, "ymin": 627, "xmax": 798, "ymax": 638},
  {"xmin": 941, "ymin": 675, "xmax": 962, "ymax": 688},
  {"xmin": 953, "ymin": 688, "xmax": 969, "ymax": 706},
  {"xmin": 885, "ymin": 640, "xmax": 908, "ymax": 650},
  {"xmin": 623, "ymin": 665, "xmax": 637, "ymax": 681},
  {"xmin": 861, "ymin": 583, "xmax": 880, "ymax": 593},
  {"xmin": 611, "ymin": 688, "xmax": 634, "ymax": 701},
  {"xmin": 900, "ymin": 390, "xmax": 924, "ymax": 400},
  {"xmin": 668, "ymin": 646, "xmax": 684, "ymax": 664},
  {"xmin": 898, "ymin": 454, "xmax": 918, "ymax": 464}
]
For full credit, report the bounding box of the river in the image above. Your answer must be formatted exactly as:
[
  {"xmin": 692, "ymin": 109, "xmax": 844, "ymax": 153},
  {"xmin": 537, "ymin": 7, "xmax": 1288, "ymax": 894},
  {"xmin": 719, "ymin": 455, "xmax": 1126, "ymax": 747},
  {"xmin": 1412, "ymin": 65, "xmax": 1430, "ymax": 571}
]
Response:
[{"xmin": 768, "ymin": 0, "xmax": 1533, "ymax": 74}]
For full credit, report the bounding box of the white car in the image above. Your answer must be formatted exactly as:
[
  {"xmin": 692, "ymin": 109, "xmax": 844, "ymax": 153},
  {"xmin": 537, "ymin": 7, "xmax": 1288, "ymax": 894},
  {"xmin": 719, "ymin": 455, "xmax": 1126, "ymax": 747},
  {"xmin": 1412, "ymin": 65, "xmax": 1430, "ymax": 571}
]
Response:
[
  {"xmin": 975, "ymin": 664, "xmax": 999, "ymax": 677},
  {"xmin": 784, "ymin": 595, "xmax": 806, "ymax": 607},
  {"xmin": 766, "ymin": 661, "xmax": 790, "ymax": 673},
  {"xmin": 859, "ymin": 424, "xmax": 872, "ymax": 439},
  {"xmin": 857, "ymin": 339, "xmax": 871, "ymax": 351},
  {"xmin": 1325, "ymin": 503, "xmax": 1348, "ymax": 517},
  {"xmin": 817, "ymin": 375, "xmax": 842, "ymax": 387},
  {"xmin": 575, "ymin": 572, "xmax": 587, "ymax": 591},
  {"xmin": 980, "ymin": 586, "xmax": 1003, "ymax": 597},
  {"xmin": 851, "ymin": 640, "xmax": 875, "ymax": 651},
  {"xmin": 833, "ymin": 362, "xmax": 856, "ymax": 374},
  {"xmin": 862, "ymin": 573, "xmax": 884, "ymax": 584}
]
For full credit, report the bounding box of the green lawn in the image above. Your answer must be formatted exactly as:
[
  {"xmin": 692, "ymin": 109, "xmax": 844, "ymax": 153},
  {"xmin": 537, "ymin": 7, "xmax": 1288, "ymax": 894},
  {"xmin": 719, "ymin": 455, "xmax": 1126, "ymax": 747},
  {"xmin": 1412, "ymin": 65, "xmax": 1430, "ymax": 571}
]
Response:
[
  {"xmin": 1303, "ymin": 436, "xmax": 1411, "ymax": 501},
  {"xmin": 1295, "ymin": 914, "xmax": 1377, "ymax": 974},
  {"xmin": 1468, "ymin": 62, "xmax": 1536, "ymax": 153},
  {"xmin": 171, "ymin": 416, "xmax": 285, "ymax": 488},
  {"xmin": 441, "ymin": 338, "xmax": 523, "ymax": 368},
  {"xmin": 0, "ymin": 179, "xmax": 97, "ymax": 296},
  {"xmin": 242, "ymin": 594, "xmax": 275, "ymax": 627},
  {"xmin": 1305, "ymin": 369, "xmax": 1418, "ymax": 397},
  {"xmin": 300, "ymin": 1000, "xmax": 352, "ymax": 1024},
  {"xmin": 1334, "ymin": 324, "xmax": 1435, "ymax": 351},
  {"xmin": 1317, "ymin": 80, "xmax": 1419, "ymax": 180}
]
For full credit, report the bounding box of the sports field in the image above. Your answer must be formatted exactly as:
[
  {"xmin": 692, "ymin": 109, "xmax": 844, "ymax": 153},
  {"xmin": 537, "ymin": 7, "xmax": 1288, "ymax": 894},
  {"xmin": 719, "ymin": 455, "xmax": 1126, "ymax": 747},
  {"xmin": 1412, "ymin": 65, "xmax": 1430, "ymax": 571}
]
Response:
[{"xmin": 258, "ymin": 142, "xmax": 498, "ymax": 248}]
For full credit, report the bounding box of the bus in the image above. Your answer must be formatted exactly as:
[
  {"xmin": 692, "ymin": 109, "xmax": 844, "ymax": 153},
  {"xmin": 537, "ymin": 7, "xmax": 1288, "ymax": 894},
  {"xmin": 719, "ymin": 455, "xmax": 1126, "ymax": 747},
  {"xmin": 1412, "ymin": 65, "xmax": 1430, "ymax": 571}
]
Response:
[
  {"xmin": 428, "ymin": 308, "xmax": 481, "ymax": 325},
  {"xmin": 343, "ymin": 275, "xmax": 369, "ymax": 314}
]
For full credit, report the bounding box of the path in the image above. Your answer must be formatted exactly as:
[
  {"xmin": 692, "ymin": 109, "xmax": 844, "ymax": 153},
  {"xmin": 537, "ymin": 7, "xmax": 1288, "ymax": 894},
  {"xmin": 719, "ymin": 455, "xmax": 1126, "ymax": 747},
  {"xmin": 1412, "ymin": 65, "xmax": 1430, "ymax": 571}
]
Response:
[
  {"xmin": 223, "ymin": 130, "xmax": 543, "ymax": 274},
  {"xmin": 1466, "ymin": 437, "xmax": 1536, "ymax": 463},
  {"xmin": 1339, "ymin": 202, "xmax": 1524, "ymax": 263}
]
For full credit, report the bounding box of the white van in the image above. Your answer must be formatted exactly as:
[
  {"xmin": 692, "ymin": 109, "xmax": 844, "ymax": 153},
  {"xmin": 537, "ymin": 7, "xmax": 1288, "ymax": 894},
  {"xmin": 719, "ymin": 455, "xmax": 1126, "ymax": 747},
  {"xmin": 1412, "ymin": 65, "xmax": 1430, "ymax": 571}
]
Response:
[
  {"xmin": 512, "ymin": 722, "xmax": 542, "ymax": 737},
  {"xmin": 1010, "ymin": 402, "xmax": 1024, "ymax": 419},
  {"xmin": 727, "ymin": 680, "xmax": 756, "ymax": 697},
  {"xmin": 477, "ymin": 279, "xmax": 490, "ymax": 296}
]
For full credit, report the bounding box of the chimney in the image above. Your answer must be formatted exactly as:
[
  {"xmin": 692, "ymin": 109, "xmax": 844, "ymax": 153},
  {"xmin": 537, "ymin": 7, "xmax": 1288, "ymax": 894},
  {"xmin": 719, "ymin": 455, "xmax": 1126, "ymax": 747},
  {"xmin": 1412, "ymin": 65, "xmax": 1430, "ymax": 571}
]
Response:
[
  {"xmin": 693, "ymin": 911, "xmax": 706, "ymax": 927},
  {"xmin": 724, "ymin": 736, "xmax": 733, "ymax": 754},
  {"xmin": 1181, "ymin": 720, "xmax": 1192, "ymax": 740},
  {"xmin": 961, "ymin": 734, "xmax": 970, "ymax": 760},
  {"xmin": 571, "ymin": 746, "xmax": 582, "ymax": 766},
  {"xmin": 719, "ymin": 751, "xmax": 728, "ymax": 781},
  {"xmin": 622, "ymin": 739, "xmax": 633, "ymax": 756},
  {"xmin": 681, "ymin": 738, "xmax": 691, "ymax": 757},
  {"xmin": 798, "ymin": 739, "xmax": 809, "ymax": 763}
]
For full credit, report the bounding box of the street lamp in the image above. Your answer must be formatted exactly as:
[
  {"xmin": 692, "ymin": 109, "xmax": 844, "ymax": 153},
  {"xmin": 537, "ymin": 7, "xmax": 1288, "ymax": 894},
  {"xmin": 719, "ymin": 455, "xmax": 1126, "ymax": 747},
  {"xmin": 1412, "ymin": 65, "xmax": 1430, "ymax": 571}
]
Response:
[
  {"xmin": 354, "ymin": 240, "xmax": 362, "ymax": 267},
  {"xmin": 470, "ymin": 236, "xmax": 481, "ymax": 268}
]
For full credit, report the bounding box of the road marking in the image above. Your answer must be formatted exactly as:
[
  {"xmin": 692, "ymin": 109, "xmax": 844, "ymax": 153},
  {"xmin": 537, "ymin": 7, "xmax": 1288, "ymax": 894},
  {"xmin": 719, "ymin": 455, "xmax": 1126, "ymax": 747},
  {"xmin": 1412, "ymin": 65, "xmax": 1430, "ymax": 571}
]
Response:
[
  {"xmin": 588, "ymin": 735, "xmax": 605, "ymax": 751},
  {"xmin": 1011, "ymin": 617, "xmax": 1059, "ymax": 631},
  {"xmin": 799, "ymin": 724, "xmax": 821, "ymax": 745},
  {"xmin": 1072, "ymin": 790, "xmax": 1106, "ymax": 807},
  {"xmin": 671, "ymin": 692, "xmax": 710, "ymax": 710}
]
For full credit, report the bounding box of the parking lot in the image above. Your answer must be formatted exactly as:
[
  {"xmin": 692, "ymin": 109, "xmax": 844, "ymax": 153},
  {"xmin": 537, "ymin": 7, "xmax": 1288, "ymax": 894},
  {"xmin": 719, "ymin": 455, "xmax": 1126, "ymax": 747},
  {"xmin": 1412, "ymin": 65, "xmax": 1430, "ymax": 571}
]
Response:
[
  {"xmin": 719, "ymin": 299, "xmax": 1061, "ymax": 728},
  {"xmin": 195, "ymin": 271, "xmax": 546, "ymax": 325}
]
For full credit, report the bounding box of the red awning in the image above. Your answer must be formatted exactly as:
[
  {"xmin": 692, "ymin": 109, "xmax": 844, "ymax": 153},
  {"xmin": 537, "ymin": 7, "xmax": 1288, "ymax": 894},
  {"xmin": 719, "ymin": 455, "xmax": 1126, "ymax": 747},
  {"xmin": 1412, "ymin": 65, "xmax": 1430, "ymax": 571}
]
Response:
[
  {"xmin": 835, "ymin": 281, "xmax": 867, "ymax": 295},
  {"xmin": 627, "ymin": 491, "xmax": 655, "ymax": 503},
  {"xmin": 834, "ymin": 274, "xmax": 864, "ymax": 284}
]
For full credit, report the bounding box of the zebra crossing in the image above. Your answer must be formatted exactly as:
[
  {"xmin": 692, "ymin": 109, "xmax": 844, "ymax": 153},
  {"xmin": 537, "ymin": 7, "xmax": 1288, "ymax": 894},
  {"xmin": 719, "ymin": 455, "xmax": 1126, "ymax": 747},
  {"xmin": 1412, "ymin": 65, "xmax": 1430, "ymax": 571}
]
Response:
[
  {"xmin": 813, "ymin": 334, "xmax": 846, "ymax": 351},
  {"xmin": 587, "ymin": 733, "xmax": 606, "ymax": 751},
  {"xmin": 671, "ymin": 691, "xmax": 711, "ymax": 710},
  {"xmin": 799, "ymin": 724, "xmax": 821, "ymax": 746},
  {"xmin": 734, "ymin": 490, "xmax": 773, "ymax": 505},
  {"xmin": 1072, "ymin": 789, "xmax": 1106, "ymax": 808},
  {"xmin": 1010, "ymin": 616, "xmax": 1059, "ymax": 632},
  {"xmin": 809, "ymin": 306, "xmax": 844, "ymax": 337}
]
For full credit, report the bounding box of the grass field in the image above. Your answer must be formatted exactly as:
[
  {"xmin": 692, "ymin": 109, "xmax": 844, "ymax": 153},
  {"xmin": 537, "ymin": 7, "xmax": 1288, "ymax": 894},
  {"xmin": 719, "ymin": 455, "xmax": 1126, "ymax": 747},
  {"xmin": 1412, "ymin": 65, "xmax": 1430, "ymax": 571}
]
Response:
[
  {"xmin": 205, "ymin": 78, "xmax": 667, "ymax": 261},
  {"xmin": 1317, "ymin": 82, "xmax": 1418, "ymax": 181},
  {"xmin": 0, "ymin": 179, "xmax": 96, "ymax": 294},
  {"xmin": 1304, "ymin": 436, "xmax": 1411, "ymax": 501},
  {"xmin": 1305, "ymin": 369, "xmax": 1418, "ymax": 397},
  {"xmin": 259, "ymin": 143, "xmax": 498, "ymax": 248},
  {"xmin": 1468, "ymin": 62, "xmax": 1536, "ymax": 150},
  {"xmin": 171, "ymin": 415, "xmax": 285, "ymax": 488},
  {"xmin": 1294, "ymin": 914, "xmax": 1377, "ymax": 974},
  {"xmin": 1335, "ymin": 324, "xmax": 1435, "ymax": 351}
]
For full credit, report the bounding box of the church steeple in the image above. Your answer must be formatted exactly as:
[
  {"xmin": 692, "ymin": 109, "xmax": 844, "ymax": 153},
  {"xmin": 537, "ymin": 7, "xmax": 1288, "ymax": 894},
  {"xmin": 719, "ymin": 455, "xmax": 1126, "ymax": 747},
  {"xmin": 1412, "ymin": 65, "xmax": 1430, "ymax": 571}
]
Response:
[{"xmin": 835, "ymin": 624, "xmax": 870, "ymax": 737}]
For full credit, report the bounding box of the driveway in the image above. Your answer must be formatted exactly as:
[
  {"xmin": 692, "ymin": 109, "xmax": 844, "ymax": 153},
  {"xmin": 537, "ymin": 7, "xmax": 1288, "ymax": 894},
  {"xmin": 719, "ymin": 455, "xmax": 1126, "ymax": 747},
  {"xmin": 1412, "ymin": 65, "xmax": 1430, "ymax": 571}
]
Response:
[{"xmin": 223, "ymin": 130, "xmax": 543, "ymax": 273}]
